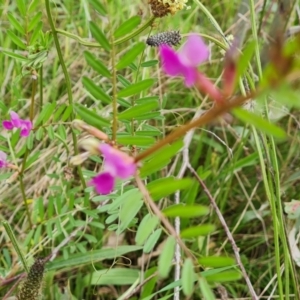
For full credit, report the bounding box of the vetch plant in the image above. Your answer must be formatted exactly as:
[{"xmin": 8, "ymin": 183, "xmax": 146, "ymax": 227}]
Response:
[
  {"xmin": 1, "ymin": 0, "xmax": 300, "ymax": 299},
  {"xmin": 159, "ymin": 34, "xmax": 223, "ymax": 102}
]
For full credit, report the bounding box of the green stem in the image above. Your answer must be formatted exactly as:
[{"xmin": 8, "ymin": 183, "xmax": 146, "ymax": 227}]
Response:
[
  {"xmin": 55, "ymin": 16, "xmax": 155, "ymax": 48},
  {"xmin": 45, "ymin": 0, "xmax": 86, "ymax": 188},
  {"xmin": 248, "ymin": 0, "xmax": 291, "ymax": 297},
  {"xmin": 39, "ymin": 66, "xmax": 43, "ymax": 111},
  {"xmin": 111, "ymin": 44, "xmax": 117, "ymax": 142},
  {"xmin": 29, "ymin": 76, "xmax": 37, "ymax": 121},
  {"xmin": 19, "ymin": 176, "xmax": 33, "ymax": 229}
]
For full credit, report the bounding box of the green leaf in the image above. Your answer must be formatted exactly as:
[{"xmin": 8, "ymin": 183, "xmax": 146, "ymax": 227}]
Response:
[
  {"xmin": 147, "ymin": 177, "xmax": 193, "ymax": 201},
  {"xmin": 163, "ymin": 204, "xmax": 209, "ymax": 218},
  {"xmin": 116, "ymin": 135, "xmax": 155, "ymax": 146},
  {"xmin": 141, "ymin": 60, "xmax": 159, "ymax": 68},
  {"xmin": 89, "ymin": 0, "xmax": 106, "ymax": 15},
  {"xmin": 108, "ymin": 189, "xmax": 140, "ymax": 212},
  {"xmin": 84, "ymin": 51, "xmax": 111, "ymax": 77},
  {"xmin": 118, "ymin": 100, "xmax": 158, "ymax": 120},
  {"xmin": 140, "ymin": 140, "xmax": 183, "ymax": 177},
  {"xmin": 7, "ymin": 13, "xmax": 24, "ymax": 35},
  {"xmin": 26, "ymin": 131, "xmax": 34, "ymax": 150},
  {"xmin": 82, "ymin": 76, "xmax": 111, "ymax": 104},
  {"xmin": 16, "ymin": 0, "xmax": 26, "ymax": 16},
  {"xmin": 114, "ymin": 16, "xmax": 141, "ymax": 38},
  {"xmin": 1, "ymin": 50, "xmax": 27, "ymax": 61},
  {"xmin": 181, "ymin": 224, "xmax": 215, "ymax": 238},
  {"xmin": 158, "ymin": 236, "xmax": 176, "ymax": 278},
  {"xmin": 134, "ymin": 112, "xmax": 162, "ymax": 121},
  {"xmin": 35, "ymin": 102, "xmax": 56, "ymax": 126},
  {"xmin": 198, "ymin": 256, "xmax": 235, "ymax": 268},
  {"xmin": 182, "ymin": 258, "xmax": 195, "ymax": 296},
  {"xmin": 118, "ymin": 191, "xmax": 143, "ymax": 234},
  {"xmin": 46, "ymin": 245, "xmax": 142, "ymax": 271},
  {"xmin": 83, "ymin": 268, "xmax": 139, "ymax": 286},
  {"xmin": 269, "ymin": 83, "xmax": 300, "ymax": 109},
  {"xmin": 141, "ymin": 267, "xmax": 158, "ymax": 298},
  {"xmin": 236, "ymin": 40, "xmax": 256, "ymax": 79},
  {"xmin": 232, "ymin": 107, "xmax": 286, "ymax": 139},
  {"xmin": 75, "ymin": 104, "xmax": 110, "ymax": 128},
  {"xmin": 28, "ymin": 12, "xmax": 42, "ymax": 32},
  {"xmin": 136, "ymin": 130, "xmax": 161, "ymax": 136},
  {"xmin": 47, "ymin": 125, "xmax": 55, "ymax": 140},
  {"xmin": 206, "ymin": 270, "xmax": 242, "ymax": 283},
  {"xmin": 25, "ymin": 151, "xmax": 41, "ymax": 170},
  {"xmin": 143, "ymin": 228, "xmax": 162, "ymax": 253},
  {"xmin": 135, "ymin": 214, "xmax": 160, "ymax": 245},
  {"xmin": 57, "ymin": 124, "xmax": 67, "ymax": 140},
  {"xmin": 199, "ymin": 278, "xmax": 216, "ymax": 300},
  {"xmin": 30, "ymin": 21, "xmax": 43, "ymax": 44},
  {"xmin": 61, "ymin": 105, "xmax": 73, "ymax": 121},
  {"xmin": 90, "ymin": 21, "xmax": 110, "ymax": 51},
  {"xmin": 118, "ymin": 79, "xmax": 155, "ymax": 97},
  {"xmin": 53, "ymin": 104, "xmax": 67, "ymax": 122},
  {"xmin": 7, "ymin": 30, "xmax": 26, "ymax": 49},
  {"xmin": 35, "ymin": 127, "xmax": 44, "ymax": 141},
  {"xmin": 116, "ymin": 42, "xmax": 145, "ymax": 70},
  {"xmin": 28, "ymin": 0, "xmax": 40, "ymax": 14}
]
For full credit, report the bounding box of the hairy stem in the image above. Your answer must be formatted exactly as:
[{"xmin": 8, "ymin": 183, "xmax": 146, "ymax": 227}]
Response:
[{"xmin": 45, "ymin": 0, "xmax": 86, "ymax": 188}]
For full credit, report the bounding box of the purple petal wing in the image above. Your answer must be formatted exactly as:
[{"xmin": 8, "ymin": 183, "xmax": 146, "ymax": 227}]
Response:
[
  {"xmin": 90, "ymin": 172, "xmax": 115, "ymax": 195},
  {"xmin": 2, "ymin": 120, "xmax": 14, "ymax": 130},
  {"xmin": 20, "ymin": 120, "xmax": 32, "ymax": 137},
  {"xmin": 159, "ymin": 45, "xmax": 185, "ymax": 76},
  {"xmin": 178, "ymin": 35, "xmax": 209, "ymax": 67},
  {"xmin": 10, "ymin": 111, "xmax": 22, "ymax": 127}
]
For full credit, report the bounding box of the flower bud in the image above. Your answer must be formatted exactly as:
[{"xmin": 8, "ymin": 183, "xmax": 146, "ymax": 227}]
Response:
[{"xmin": 146, "ymin": 31, "xmax": 181, "ymax": 47}]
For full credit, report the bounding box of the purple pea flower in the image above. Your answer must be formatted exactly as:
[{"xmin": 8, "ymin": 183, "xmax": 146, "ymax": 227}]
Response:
[
  {"xmin": 159, "ymin": 34, "xmax": 209, "ymax": 87},
  {"xmin": 89, "ymin": 144, "xmax": 137, "ymax": 195},
  {"xmin": 159, "ymin": 34, "xmax": 223, "ymax": 102},
  {"xmin": 0, "ymin": 151, "xmax": 8, "ymax": 168},
  {"xmin": 2, "ymin": 111, "xmax": 32, "ymax": 137}
]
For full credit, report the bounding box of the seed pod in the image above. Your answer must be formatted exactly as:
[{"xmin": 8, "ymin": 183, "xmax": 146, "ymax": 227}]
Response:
[{"xmin": 146, "ymin": 31, "xmax": 181, "ymax": 47}]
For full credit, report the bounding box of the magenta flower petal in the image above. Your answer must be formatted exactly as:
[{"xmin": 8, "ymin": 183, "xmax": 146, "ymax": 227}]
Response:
[
  {"xmin": 2, "ymin": 120, "xmax": 14, "ymax": 130},
  {"xmin": 0, "ymin": 151, "xmax": 7, "ymax": 168},
  {"xmin": 159, "ymin": 45, "xmax": 184, "ymax": 76},
  {"xmin": 20, "ymin": 120, "xmax": 32, "ymax": 137},
  {"xmin": 178, "ymin": 35, "xmax": 209, "ymax": 67},
  {"xmin": 90, "ymin": 172, "xmax": 115, "ymax": 195},
  {"xmin": 99, "ymin": 144, "xmax": 136, "ymax": 179},
  {"xmin": 10, "ymin": 111, "xmax": 22, "ymax": 128},
  {"xmin": 160, "ymin": 45, "xmax": 198, "ymax": 87},
  {"xmin": 159, "ymin": 34, "xmax": 209, "ymax": 87}
]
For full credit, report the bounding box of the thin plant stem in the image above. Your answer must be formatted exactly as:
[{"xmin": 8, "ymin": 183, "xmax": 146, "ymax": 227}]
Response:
[
  {"xmin": 19, "ymin": 176, "xmax": 32, "ymax": 228},
  {"xmin": 39, "ymin": 66, "xmax": 43, "ymax": 111},
  {"xmin": 45, "ymin": 0, "xmax": 86, "ymax": 188},
  {"xmin": 18, "ymin": 75, "xmax": 38, "ymax": 228},
  {"xmin": 188, "ymin": 166, "xmax": 258, "ymax": 300},
  {"xmin": 110, "ymin": 36, "xmax": 118, "ymax": 142},
  {"xmin": 55, "ymin": 16, "xmax": 155, "ymax": 48},
  {"xmin": 29, "ymin": 75, "xmax": 37, "ymax": 121},
  {"xmin": 248, "ymin": 0, "xmax": 291, "ymax": 297}
]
